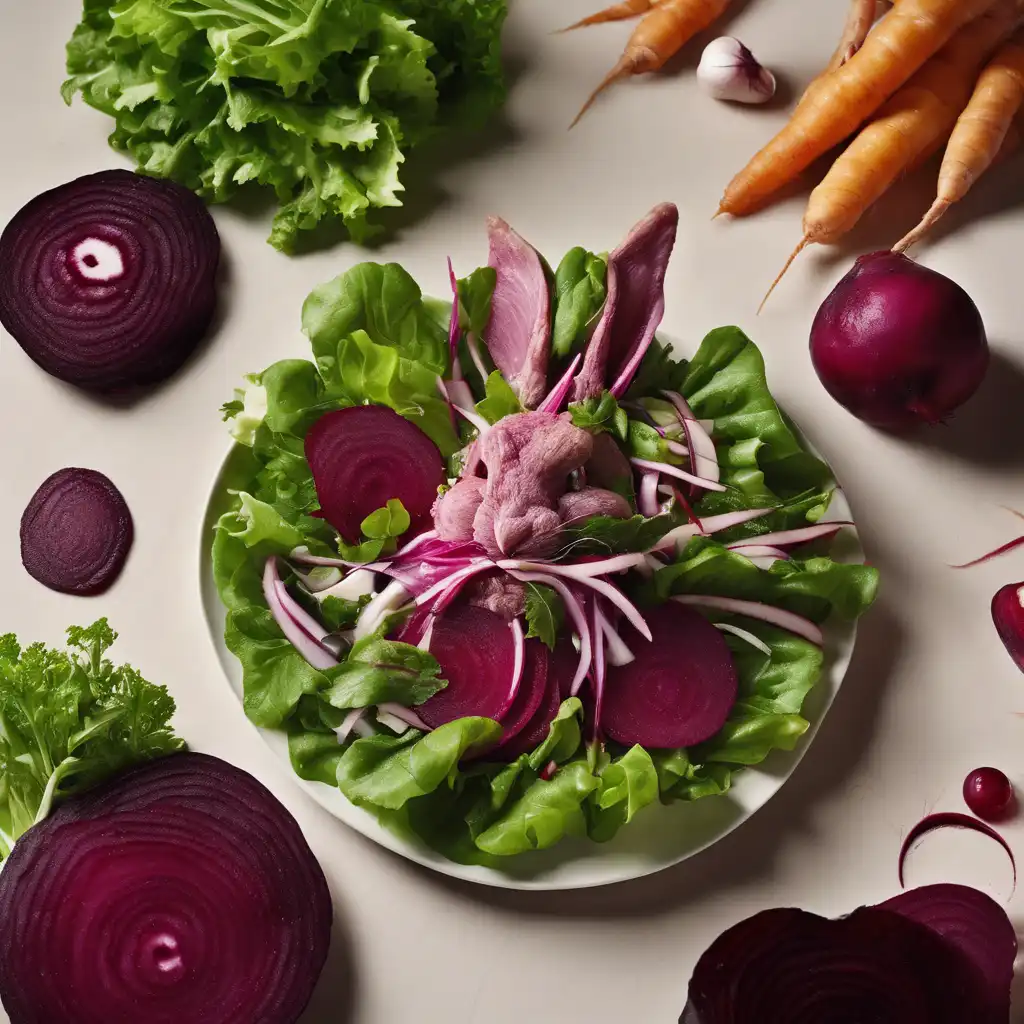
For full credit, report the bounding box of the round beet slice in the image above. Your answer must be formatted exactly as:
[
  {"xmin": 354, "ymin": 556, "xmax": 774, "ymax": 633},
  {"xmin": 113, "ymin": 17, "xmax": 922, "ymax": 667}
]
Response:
[
  {"xmin": 0, "ymin": 752, "xmax": 332, "ymax": 1024},
  {"xmin": 0, "ymin": 170, "xmax": 220, "ymax": 391},
  {"xmin": 419, "ymin": 604, "xmax": 520, "ymax": 729},
  {"xmin": 21, "ymin": 468, "xmax": 133, "ymax": 595},
  {"xmin": 304, "ymin": 405, "xmax": 446, "ymax": 543},
  {"xmin": 491, "ymin": 639, "xmax": 549, "ymax": 758},
  {"xmin": 602, "ymin": 602, "xmax": 737, "ymax": 749}
]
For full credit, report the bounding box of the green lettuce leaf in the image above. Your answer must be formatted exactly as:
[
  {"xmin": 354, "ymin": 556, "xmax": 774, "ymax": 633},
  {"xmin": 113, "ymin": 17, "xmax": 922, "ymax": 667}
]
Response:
[
  {"xmin": 322, "ymin": 636, "xmax": 446, "ymax": 710},
  {"xmin": 476, "ymin": 370, "xmax": 521, "ymax": 425},
  {"xmin": 552, "ymin": 247, "xmax": 607, "ymax": 358},
  {"xmin": 587, "ymin": 744, "xmax": 659, "ymax": 843}
]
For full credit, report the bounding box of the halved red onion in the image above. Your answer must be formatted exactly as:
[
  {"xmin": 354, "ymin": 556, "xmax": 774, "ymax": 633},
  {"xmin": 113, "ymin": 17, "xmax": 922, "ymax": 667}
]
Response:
[
  {"xmin": 20, "ymin": 468, "xmax": 133, "ymax": 595},
  {"xmin": 305, "ymin": 405, "xmax": 446, "ymax": 543},
  {"xmin": 0, "ymin": 170, "xmax": 220, "ymax": 391},
  {"xmin": 672, "ymin": 594, "xmax": 824, "ymax": 646},
  {"xmin": 991, "ymin": 582, "xmax": 1024, "ymax": 673},
  {"xmin": 0, "ymin": 753, "xmax": 331, "ymax": 1024},
  {"xmin": 603, "ymin": 602, "xmax": 737, "ymax": 749}
]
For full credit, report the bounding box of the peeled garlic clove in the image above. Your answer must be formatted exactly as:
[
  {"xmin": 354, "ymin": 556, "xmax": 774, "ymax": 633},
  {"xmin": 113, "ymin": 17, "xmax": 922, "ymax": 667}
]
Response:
[{"xmin": 697, "ymin": 36, "xmax": 776, "ymax": 105}]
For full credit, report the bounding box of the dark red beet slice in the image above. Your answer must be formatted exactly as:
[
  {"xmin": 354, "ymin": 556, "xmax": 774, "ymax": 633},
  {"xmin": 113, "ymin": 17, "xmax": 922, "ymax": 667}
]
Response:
[
  {"xmin": 0, "ymin": 752, "xmax": 332, "ymax": 1024},
  {"xmin": 497, "ymin": 638, "xmax": 577, "ymax": 761},
  {"xmin": 603, "ymin": 602, "xmax": 737, "ymax": 749},
  {"xmin": 0, "ymin": 170, "xmax": 220, "ymax": 391},
  {"xmin": 418, "ymin": 604, "xmax": 519, "ymax": 729},
  {"xmin": 21, "ymin": 468, "xmax": 133, "ymax": 595},
  {"xmin": 305, "ymin": 405, "xmax": 446, "ymax": 543},
  {"xmin": 878, "ymin": 884, "xmax": 1017, "ymax": 1021},
  {"xmin": 682, "ymin": 905, "xmax": 986, "ymax": 1024},
  {"xmin": 491, "ymin": 640, "xmax": 548, "ymax": 759}
]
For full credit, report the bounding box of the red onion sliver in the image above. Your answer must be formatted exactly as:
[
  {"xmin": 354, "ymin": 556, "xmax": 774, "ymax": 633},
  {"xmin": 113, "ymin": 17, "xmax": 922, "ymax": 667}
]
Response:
[
  {"xmin": 638, "ymin": 471, "xmax": 661, "ymax": 518},
  {"xmin": 509, "ymin": 618, "xmax": 526, "ymax": 705},
  {"xmin": 537, "ymin": 352, "xmax": 583, "ymax": 414},
  {"xmin": 377, "ymin": 702, "xmax": 430, "ymax": 732},
  {"xmin": 466, "ymin": 332, "xmax": 489, "ymax": 384},
  {"xmin": 952, "ymin": 535, "xmax": 1024, "ymax": 570},
  {"xmin": 507, "ymin": 570, "xmax": 592, "ymax": 696},
  {"xmin": 274, "ymin": 580, "xmax": 330, "ymax": 644},
  {"xmin": 715, "ymin": 622, "xmax": 772, "ymax": 656},
  {"xmin": 899, "ymin": 813, "xmax": 1016, "ymax": 891},
  {"xmin": 447, "ymin": 256, "xmax": 461, "ymax": 362},
  {"xmin": 655, "ymin": 507, "xmax": 774, "ymax": 552},
  {"xmin": 631, "ymin": 457, "xmax": 726, "ymax": 493},
  {"xmin": 572, "ymin": 574, "xmax": 652, "ymax": 641},
  {"xmin": 453, "ymin": 402, "xmax": 492, "ymax": 436},
  {"xmin": 499, "ymin": 552, "xmax": 646, "ymax": 579},
  {"xmin": 414, "ymin": 559, "xmax": 494, "ymax": 609},
  {"xmin": 446, "ymin": 379, "xmax": 476, "ymax": 410},
  {"xmin": 729, "ymin": 544, "xmax": 791, "ymax": 561},
  {"xmin": 263, "ymin": 558, "xmax": 337, "ymax": 670},
  {"xmin": 336, "ymin": 708, "xmax": 368, "ymax": 743},
  {"xmin": 662, "ymin": 390, "xmax": 720, "ymax": 483},
  {"xmin": 597, "ymin": 605, "xmax": 635, "ymax": 666},
  {"xmin": 728, "ymin": 521, "xmax": 853, "ymax": 551},
  {"xmin": 590, "ymin": 600, "xmax": 607, "ymax": 740},
  {"xmin": 354, "ymin": 579, "xmax": 411, "ymax": 641},
  {"xmin": 672, "ymin": 594, "xmax": 823, "ymax": 646},
  {"xmin": 290, "ymin": 547, "xmax": 388, "ymax": 572}
]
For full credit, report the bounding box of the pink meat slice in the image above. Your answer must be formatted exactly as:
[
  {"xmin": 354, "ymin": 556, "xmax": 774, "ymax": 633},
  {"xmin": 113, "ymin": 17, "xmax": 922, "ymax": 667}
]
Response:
[
  {"xmin": 573, "ymin": 203, "xmax": 680, "ymax": 402},
  {"xmin": 484, "ymin": 217, "xmax": 551, "ymax": 408}
]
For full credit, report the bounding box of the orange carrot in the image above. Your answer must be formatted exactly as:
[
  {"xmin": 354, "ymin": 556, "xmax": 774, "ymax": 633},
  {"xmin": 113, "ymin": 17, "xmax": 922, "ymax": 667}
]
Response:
[
  {"xmin": 827, "ymin": 0, "xmax": 889, "ymax": 71},
  {"xmin": 720, "ymin": 0, "xmax": 1001, "ymax": 217},
  {"xmin": 559, "ymin": 0, "xmax": 665, "ymax": 31},
  {"xmin": 895, "ymin": 28, "xmax": 1024, "ymax": 250},
  {"xmin": 570, "ymin": 0, "xmax": 729, "ymax": 128},
  {"xmin": 761, "ymin": 0, "xmax": 1020, "ymax": 309}
]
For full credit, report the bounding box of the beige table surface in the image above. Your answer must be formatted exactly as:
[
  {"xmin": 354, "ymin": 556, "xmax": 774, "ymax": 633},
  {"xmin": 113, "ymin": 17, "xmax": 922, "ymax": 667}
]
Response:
[{"xmin": 4, "ymin": 0, "xmax": 1024, "ymax": 1020}]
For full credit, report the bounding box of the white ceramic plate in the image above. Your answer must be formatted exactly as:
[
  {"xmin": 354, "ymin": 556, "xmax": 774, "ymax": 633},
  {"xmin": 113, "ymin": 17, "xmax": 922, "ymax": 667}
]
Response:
[{"xmin": 199, "ymin": 426, "xmax": 862, "ymax": 891}]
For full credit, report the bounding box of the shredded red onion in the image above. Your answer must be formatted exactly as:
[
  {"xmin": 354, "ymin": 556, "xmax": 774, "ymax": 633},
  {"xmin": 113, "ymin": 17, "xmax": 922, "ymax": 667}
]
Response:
[
  {"xmin": 570, "ymin": 574, "xmax": 652, "ymax": 640},
  {"xmin": 509, "ymin": 618, "xmax": 526, "ymax": 705},
  {"xmin": 662, "ymin": 390, "xmax": 720, "ymax": 483},
  {"xmin": 728, "ymin": 544, "xmax": 791, "ymax": 561},
  {"xmin": 537, "ymin": 352, "xmax": 583, "ymax": 414},
  {"xmin": 377, "ymin": 702, "xmax": 430, "ymax": 732},
  {"xmin": 354, "ymin": 579, "xmax": 411, "ymax": 640},
  {"xmin": 499, "ymin": 552, "xmax": 646, "ymax": 579},
  {"xmin": 414, "ymin": 559, "xmax": 494, "ymax": 609},
  {"xmin": 638, "ymin": 471, "xmax": 661, "ymax": 518},
  {"xmin": 631, "ymin": 456, "xmax": 726, "ymax": 493},
  {"xmin": 589, "ymin": 599, "xmax": 607, "ymax": 740},
  {"xmin": 655, "ymin": 507, "xmax": 774, "ymax": 552},
  {"xmin": 596, "ymin": 605, "xmax": 635, "ymax": 666},
  {"xmin": 952, "ymin": 535, "xmax": 1024, "ymax": 569},
  {"xmin": 466, "ymin": 332, "xmax": 489, "ymax": 384},
  {"xmin": 263, "ymin": 558, "xmax": 337, "ymax": 670},
  {"xmin": 273, "ymin": 580, "xmax": 330, "ymax": 644},
  {"xmin": 899, "ymin": 813, "xmax": 1016, "ymax": 891},
  {"xmin": 715, "ymin": 621, "xmax": 772, "ymax": 656},
  {"xmin": 728, "ymin": 521, "xmax": 853, "ymax": 551},
  {"xmin": 447, "ymin": 256, "xmax": 461, "ymax": 362},
  {"xmin": 672, "ymin": 594, "xmax": 823, "ymax": 646},
  {"xmin": 452, "ymin": 401, "xmax": 491, "ymax": 436},
  {"xmin": 336, "ymin": 708, "xmax": 368, "ymax": 743}
]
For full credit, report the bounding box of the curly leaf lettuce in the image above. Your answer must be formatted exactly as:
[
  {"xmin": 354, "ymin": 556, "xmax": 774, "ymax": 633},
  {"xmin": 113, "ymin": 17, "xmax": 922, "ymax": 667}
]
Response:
[{"xmin": 64, "ymin": 0, "xmax": 507, "ymax": 251}]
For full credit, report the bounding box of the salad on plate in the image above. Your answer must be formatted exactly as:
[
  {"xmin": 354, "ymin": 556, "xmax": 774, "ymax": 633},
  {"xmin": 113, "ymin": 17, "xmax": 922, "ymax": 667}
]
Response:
[{"xmin": 213, "ymin": 202, "xmax": 878, "ymax": 863}]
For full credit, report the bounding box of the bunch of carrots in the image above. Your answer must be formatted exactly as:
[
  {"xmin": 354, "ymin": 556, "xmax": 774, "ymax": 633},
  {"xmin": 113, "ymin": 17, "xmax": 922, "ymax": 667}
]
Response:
[
  {"xmin": 564, "ymin": 0, "xmax": 1024, "ymax": 301},
  {"xmin": 743, "ymin": 0, "xmax": 1024, "ymax": 302}
]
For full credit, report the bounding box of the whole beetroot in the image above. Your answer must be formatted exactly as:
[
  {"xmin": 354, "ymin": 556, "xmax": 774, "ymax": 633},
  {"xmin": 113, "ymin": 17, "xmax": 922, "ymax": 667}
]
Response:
[{"xmin": 810, "ymin": 251, "xmax": 989, "ymax": 432}]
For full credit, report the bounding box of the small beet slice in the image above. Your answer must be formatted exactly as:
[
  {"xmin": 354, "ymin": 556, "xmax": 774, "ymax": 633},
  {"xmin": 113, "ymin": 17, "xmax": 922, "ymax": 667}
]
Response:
[
  {"xmin": 682, "ymin": 904, "xmax": 986, "ymax": 1024},
  {"xmin": 498, "ymin": 638, "xmax": 577, "ymax": 761},
  {"xmin": 0, "ymin": 170, "xmax": 220, "ymax": 392},
  {"xmin": 878, "ymin": 884, "xmax": 1017, "ymax": 1021},
  {"xmin": 305, "ymin": 405, "xmax": 446, "ymax": 543},
  {"xmin": 418, "ymin": 604, "xmax": 519, "ymax": 729},
  {"xmin": 0, "ymin": 752, "xmax": 331, "ymax": 1024},
  {"xmin": 21, "ymin": 468, "xmax": 133, "ymax": 595},
  {"xmin": 603, "ymin": 602, "xmax": 737, "ymax": 749},
  {"xmin": 491, "ymin": 640, "xmax": 549, "ymax": 758}
]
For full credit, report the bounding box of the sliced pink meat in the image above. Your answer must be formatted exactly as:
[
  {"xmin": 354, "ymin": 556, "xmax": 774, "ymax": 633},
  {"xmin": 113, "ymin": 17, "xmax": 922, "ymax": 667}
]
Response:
[
  {"xmin": 418, "ymin": 604, "xmax": 520, "ymax": 729},
  {"xmin": 573, "ymin": 203, "xmax": 679, "ymax": 401},
  {"xmin": 602, "ymin": 602, "xmax": 737, "ymax": 749},
  {"xmin": 305, "ymin": 405, "xmax": 446, "ymax": 543},
  {"xmin": 485, "ymin": 217, "xmax": 551, "ymax": 408}
]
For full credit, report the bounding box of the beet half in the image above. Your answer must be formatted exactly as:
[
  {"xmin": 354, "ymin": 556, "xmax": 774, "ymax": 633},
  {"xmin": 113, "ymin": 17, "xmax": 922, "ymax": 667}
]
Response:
[
  {"xmin": 20, "ymin": 468, "xmax": 133, "ymax": 595},
  {"xmin": 602, "ymin": 602, "xmax": 738, "ymax": 749},
  {"xmin": 305, "ymin": 405, "xmax": 446, "ymax": 543},
  {"xmin": 0, "ymin": 752, "xmax": 332, "ymax": 1024},
  {"xmin": 0, "ymin": 170, "xmax": 220, "ymax": 391}
]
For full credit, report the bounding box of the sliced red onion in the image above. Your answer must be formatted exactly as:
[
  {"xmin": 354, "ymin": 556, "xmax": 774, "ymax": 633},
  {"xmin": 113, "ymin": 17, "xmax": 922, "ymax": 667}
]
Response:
[
  {"xmin": 452, "ymin": 401, "xmax": 492, "ymax": 436},
  {"xmin": 377, "ymin": 702, "xmax": 430, "ymax": 732},
  {"xmin": 662, "ymin": 390, "xmax": 720, "ymax": 483},
  {"xmin": 638, "ymin": 471, "xmax": 661, "ymax": 518},
  {"xmin": 375, "ymin": 709, "xmax": 411, "ymax": 734},
  {"xmin": 509, "ymin": 618, "xmax": 526, "ymax": 705},
  {"xmin": 308, "ymin": 569, "xmax": 377, "ymax": 605},
  {"xmin": 352, "ymin": 717, "xmax": 376, "ymax": 740},
  {"xmin": 672, "ymin": 594, "xmax": 823, "ymax": 646},
  {"xmin": 498, "ymin": 552, "xmax": 645, "ymax": 579},
  {"xmin": 263, "ymin": 559, "xmax": 337, "ymax": 670},
  {"xmin": 537, "ymin": 352, "xmax": 583, "ymax": 414},
  {"xmin": 445, "ymin": 379, "xmax": 476, "ymax": 411},
  {"xmin": 290, "ymin": 547, "xmax": 387, "ymax": 572},
  {"xmin": 354, "ymin": 579, "xmax": 411, "ymax": 641},
  {"xmin": 630, "ymin": 456, "xmax": 726, "ymax": 493},
  {"xmin": 665, "ymin": 439, "xmax": 690, "ymax": 458},
  {"xmin": 295, "ymin": 566, "xmax": 344, "ymax": 594},
  {"xmin": 589, "ymin": 599, "xmax": 607, "ymax": 740},
  {"xmin": 0, "ymin": 753, "xmax": 331, "ymax": 1024},
  {"xmin": 417, "ymin": 616, "xmax": 435, "ymax": 652},
  {"xmin": 715, "ymin": 621, "xmax": 773, "ymax": 655},
  {"xmin": 570, "ymin": 574, "xmax": 652, "ymax": 641},
  {"xmin": 336, "ymin": 708, "xmax": 368, "ymax": 743},
  {"xmin": 413, "ymin": 559, "xmax": 494, "ymax": 609},
  {"xmin": 728, "ymin": 521, "xmax": 853, "ymax": 550},
  {"xmin": 899, "ymin": 813, "xmax": 1016, "ymax": 890},
  {"xmin": 466, "ymin": 332, "xmax": 489, "ymax": 384},
  {"xmin": 728, "ymin": 544, "xmax": 791, "ymax": 561},
  {"xmin": 0, "ymin": 170, "xmax": 220, "ymax": 392},
  {"xmin": 952, "ymin": 536, "xmax": 1024, "ymax": 570},
  {"xmin": 507, "ymin": 570, "xmax": 592, "ymax": 696},
  {"xmin": 597, "ymin": 605, "xmax": 635, "ymax": 666},
  {"xmin": 395, "ymin": 529, "xmax": 438, "ymax": 558},
  {"xmin": 274, "ymin": 580, "xmax": 330, "ymax": 644},
  {"xmin": 655, "ymin": 507, "xmax": 774, "ymax": 552}
]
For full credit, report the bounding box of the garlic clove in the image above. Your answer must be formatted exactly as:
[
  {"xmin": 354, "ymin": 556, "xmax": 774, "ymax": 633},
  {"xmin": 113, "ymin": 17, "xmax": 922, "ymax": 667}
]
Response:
[{"xmin": 697, "ymin": 36, "xmax": 776, "ymax": 105}]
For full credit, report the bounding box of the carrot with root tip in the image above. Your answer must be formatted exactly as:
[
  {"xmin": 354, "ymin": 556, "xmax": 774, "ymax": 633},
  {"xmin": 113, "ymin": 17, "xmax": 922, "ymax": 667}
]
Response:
[
  {"xmin": 720, "ymin": 0, "xmax": 1001, "ymax": 217},
  {"xmin": 895, "ymin": 29, "xmax": 1024, "ymax": 251},
  {"xmin": 559, "ymin": 0, "xmax": 664, "ymax": 31},
  {"xmin": 570, "ymin": 0, "xmax": 730, "ymax": 128},
  {"xmin": 827, "ymin": 0, "xmax": 892, "ymax": 71},
  {"xmin": 759, "ymin": 0, "xmax": 1020, "ymax": 310}
]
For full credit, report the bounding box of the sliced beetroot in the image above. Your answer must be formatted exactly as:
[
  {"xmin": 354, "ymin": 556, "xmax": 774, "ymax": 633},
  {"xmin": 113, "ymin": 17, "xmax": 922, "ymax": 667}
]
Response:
[
  {"xmin": 21, "ymin": 468, "xmax": 133, "ymax": 595},
  {"xmin": 879, "ymin": 884, "xmax": 1017, "ymax": 1021},
  {"xmin": 0, "ymin": 170, "xmax": 220, "ymax": 392},
  {"xmin": 491, "ymin": 640, "xmax": 549, "ymax": 759},
  {"xmin": 682, "ymin": 904, "xmax": 986, "ymax": 1024},
  {"xmin": 305, "ymin": 404, "xmax": 446, "ymax": 543},
  {"xmin": 602, "ymin": 602, "xmax": 737, "ymax": 749},
  {"xmin": 418, "ymin": 603, "xmax": 520, "ymax": 729},
  {"xmin": 497, "ymin": 638, "xmax": 576, "ymax": 760},
  {"xmin": 991, "ymin": 581, "xmax": 1024, "ymax": 673},
  {"xmin": 0, "ymin": 752, "xmax": 331, "ymax": 1024}
]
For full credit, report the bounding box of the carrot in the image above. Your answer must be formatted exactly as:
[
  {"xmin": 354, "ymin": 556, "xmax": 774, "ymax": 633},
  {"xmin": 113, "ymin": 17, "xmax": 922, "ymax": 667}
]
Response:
[
  {"xmin": 761, "ymin": 0, "xmax": 1020, "ymax": 309},
  {"xmin": 895, "ymin": 28, "xmax": 1024, "ymax": 251},
  {"xmin": 559, "ymin": 0, "xmax": 665, "ymax": 31},
  {"xmin": 827, "ymin": 0, "xmax": 890, "ymax": 71},
  {"xmin": 720, "ymin": 0, "xmax": 1001, "ymax": 217},
  {"xmin": 570, "ymin": 0, "xmax": 729, "ymax": 128}
]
